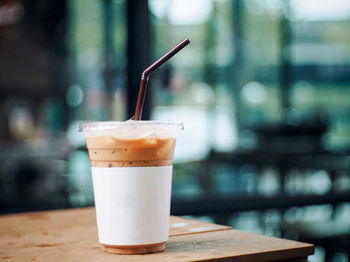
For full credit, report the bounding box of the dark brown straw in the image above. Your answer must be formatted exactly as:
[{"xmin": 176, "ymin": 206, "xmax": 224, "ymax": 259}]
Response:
[{"xmin": 134, "ymin": 38, "xmax": 190, "ymax": 120}]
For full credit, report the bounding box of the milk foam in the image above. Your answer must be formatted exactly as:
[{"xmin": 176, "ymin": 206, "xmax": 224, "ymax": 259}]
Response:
[{"xmin": 80, "ymin": 120, "xmax": 183, "ymax": 139}]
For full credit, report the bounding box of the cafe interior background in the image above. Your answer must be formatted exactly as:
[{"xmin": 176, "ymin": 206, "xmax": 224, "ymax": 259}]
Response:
[{"xmin": 1, "ymin": 0, "xmax": 350, "ymax": 261}]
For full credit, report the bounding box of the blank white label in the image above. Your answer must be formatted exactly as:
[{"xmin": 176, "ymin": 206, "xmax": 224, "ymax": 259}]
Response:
[{"xmin": 92, "ymin": 166, "xmax": 173, "ymax": 245}]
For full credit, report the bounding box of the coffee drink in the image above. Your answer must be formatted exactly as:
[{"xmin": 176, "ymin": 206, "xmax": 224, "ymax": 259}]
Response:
[
  {"xmin": 86, "ymin": 136, "xmax": 176, "ymax": 167},
  {"xmin": 80, "ymin": 120, "xmax": 182, "ymax": 255}
]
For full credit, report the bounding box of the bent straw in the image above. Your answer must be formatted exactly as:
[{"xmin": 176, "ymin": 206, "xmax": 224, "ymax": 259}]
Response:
[{"xmin": 134, "ymin": 38, "xmax": 190, "ymax": 120}]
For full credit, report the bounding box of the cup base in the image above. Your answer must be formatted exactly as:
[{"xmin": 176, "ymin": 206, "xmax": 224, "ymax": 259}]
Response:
[{"xmin": 102, "ymin": 242, "xmax": 166, "ymax": 255}]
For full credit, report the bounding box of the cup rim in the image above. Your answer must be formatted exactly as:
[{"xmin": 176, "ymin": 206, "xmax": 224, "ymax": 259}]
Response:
[{"xmin": 79, "ymin": 120, "xmax": 184, "ymax": 132}]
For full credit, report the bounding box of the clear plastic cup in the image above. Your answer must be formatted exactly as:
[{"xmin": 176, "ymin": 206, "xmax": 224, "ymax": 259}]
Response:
[{"xmin": 79, "ymin": 120, "xmax": 183, "ymax": 254}]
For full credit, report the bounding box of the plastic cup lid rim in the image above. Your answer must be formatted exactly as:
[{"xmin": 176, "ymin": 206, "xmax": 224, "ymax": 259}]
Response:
[{"xmin": 79, "ymin": 120, "xmax": 183, "ymax": 132}]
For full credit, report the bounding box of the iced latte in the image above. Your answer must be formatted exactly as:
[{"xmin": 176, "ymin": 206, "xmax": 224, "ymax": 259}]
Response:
[
  {"xmin": 80, "ymin": 120, "xmax": 182, "ymax": 254},
  {"xmin": 86, "ymin": 136, "xmax": 176, "ymax": 168}
]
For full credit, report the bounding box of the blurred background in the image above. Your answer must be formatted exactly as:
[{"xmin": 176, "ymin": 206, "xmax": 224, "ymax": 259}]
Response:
[{"xmin": 1, "ymin": 0, "xmax": 350, "ymax": 261}]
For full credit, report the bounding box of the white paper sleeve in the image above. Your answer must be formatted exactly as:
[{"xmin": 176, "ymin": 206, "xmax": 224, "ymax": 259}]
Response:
[{"xmin": 92, "ymin": 166, "xmax": 172, "ymax": 245}]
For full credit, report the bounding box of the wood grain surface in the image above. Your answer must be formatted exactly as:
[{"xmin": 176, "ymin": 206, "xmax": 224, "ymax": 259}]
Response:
[{"xmin": 0, "ymin": 207, "xmax": 314, "ymax": 261}]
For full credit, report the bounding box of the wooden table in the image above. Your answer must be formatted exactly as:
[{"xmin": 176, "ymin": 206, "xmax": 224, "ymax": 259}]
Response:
[{"xmin": 0, "ymin": 208, "xmax": 314, "ymax": 261}]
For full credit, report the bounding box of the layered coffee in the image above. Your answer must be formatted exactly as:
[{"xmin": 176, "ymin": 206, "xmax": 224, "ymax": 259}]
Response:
[{"xmin": 86, "ymin": 136, "xmax": 176, "ymax": 167}]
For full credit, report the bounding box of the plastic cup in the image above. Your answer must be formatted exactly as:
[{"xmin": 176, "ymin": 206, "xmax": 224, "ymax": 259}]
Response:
[{"xmin": 79, "ymin": 120, "xmax": 183, "ymax": 254}]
